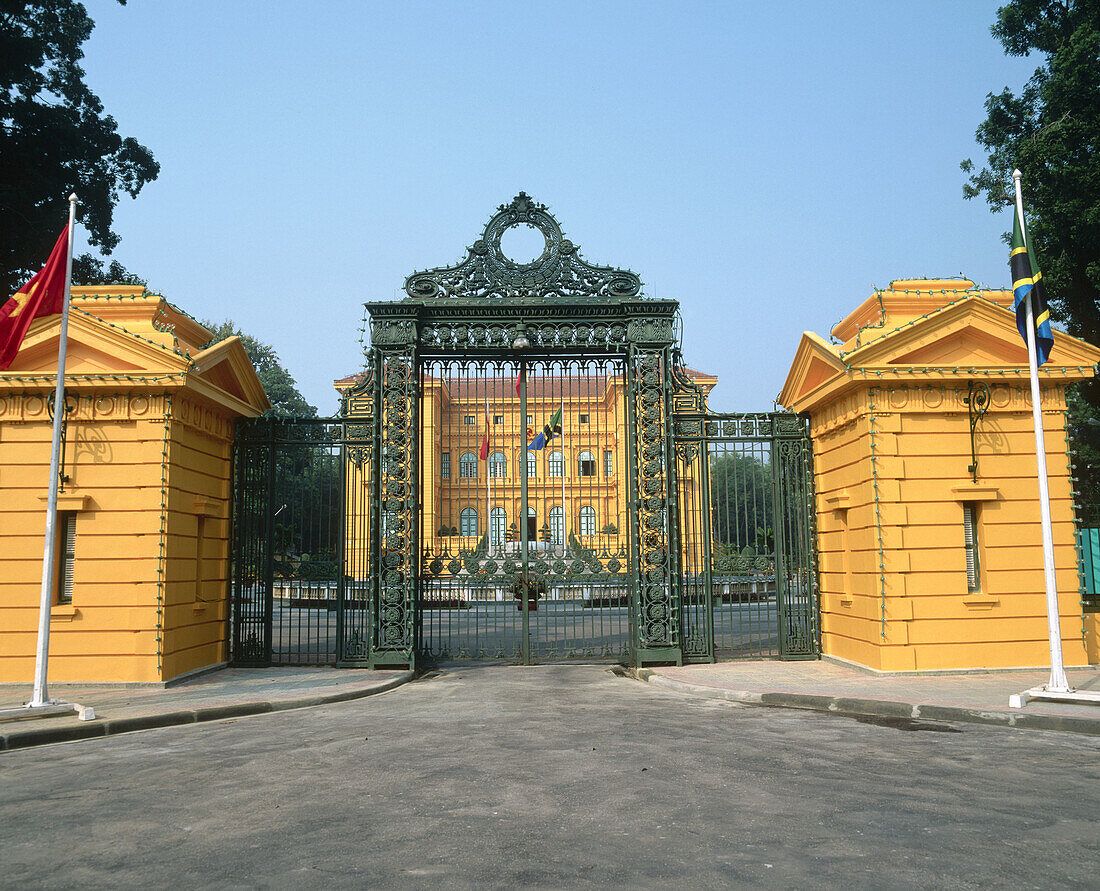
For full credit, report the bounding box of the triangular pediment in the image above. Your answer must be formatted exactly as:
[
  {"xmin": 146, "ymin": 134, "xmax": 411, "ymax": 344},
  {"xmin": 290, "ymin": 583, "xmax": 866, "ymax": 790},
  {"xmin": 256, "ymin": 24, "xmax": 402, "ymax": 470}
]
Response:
[
  {"xmin": 189, "ymin": 336, "xmax": 270, "ymax": 414},
  {"xmin": 778, "ymin": 332, "xmax": 847, "ymax": 410},
  {"xmin": 5, "ymin": 308, "xmax": 190, "ymax": 375},
  {"xmin": 848, "ymin": 296, "xmax": 1100, "ymax": 369}
]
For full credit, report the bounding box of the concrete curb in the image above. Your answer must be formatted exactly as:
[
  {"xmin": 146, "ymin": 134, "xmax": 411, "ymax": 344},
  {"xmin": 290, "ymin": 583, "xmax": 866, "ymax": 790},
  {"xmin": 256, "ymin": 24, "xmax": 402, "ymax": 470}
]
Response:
[
  {"xmin": 634, "ymin": 670, "xmax": 1100, "ymax": 737},
  {"xmin": 0, "ymin": 672, "xmax": 414, "ymax": 752}
]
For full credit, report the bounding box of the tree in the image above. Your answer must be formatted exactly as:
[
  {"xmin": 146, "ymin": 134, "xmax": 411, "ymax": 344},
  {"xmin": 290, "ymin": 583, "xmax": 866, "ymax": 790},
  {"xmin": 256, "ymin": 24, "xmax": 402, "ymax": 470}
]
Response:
[
  {"xmin": 202, "ymin": 320, "xmax": 317, "ymax": 419},
  {"xmin": 961, "ymin": 0, "xmax": 1100, "ymax": 523},
  {"xmin": 0, "ymin": 1, "xmax": 159, "ymax": 296},
  {"xmin": 70, "ymin": 254, "xmax": 144, "ymax": 286},
  {"xmin": 709, "ymin": 452, "xmax": 772, "ymax": 553}
]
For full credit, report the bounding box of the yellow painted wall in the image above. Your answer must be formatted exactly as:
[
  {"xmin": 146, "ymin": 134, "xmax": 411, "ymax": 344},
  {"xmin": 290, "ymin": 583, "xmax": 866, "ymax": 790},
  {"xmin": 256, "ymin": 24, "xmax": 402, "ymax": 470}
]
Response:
[
  {"xmin": 781, "ymin": 278, "xmax": 1100, "ymax": 671},
  {"xmin": 0, "ymin": 287, "xmax": 267, "ymax": 684}
]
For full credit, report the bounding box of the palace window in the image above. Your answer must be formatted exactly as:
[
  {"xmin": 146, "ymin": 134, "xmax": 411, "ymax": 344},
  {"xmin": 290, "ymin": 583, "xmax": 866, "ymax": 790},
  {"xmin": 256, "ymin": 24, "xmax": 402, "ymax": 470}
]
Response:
[
  {"xmin": 548, "ymin": 506, "xmax": 563, "ymax": 545},
  {"xmin": 489, "ymin": 452, "xmax": 507, "ymax": 478},
  {"xmin": 441, "ymin": 452, "xmax": 450, "ymax": 479},
  {"xmin": 548, "ymin": 451, "xmax": 563, "ymax": 478},
  {"xmin": 579, "ymin": 506, "xmax": 596, "ymax": 537},
  {"xmin": 493, "ymin": 414, "xmax": 504, "ymax": 425},
  {"xmin": 490, "ymin": 508, "xmax": 507, "ymax": 547},
  {"xmin": 578, "ymin": 413, "xmax": 589, "ymax": 424},
  {"xmin": 604, "ymin": 450, "xmax": 613, "ymax": 477},
  {"xmin": 526, "ymin": 415, "xmax": 533, "ymax": 426},
  {"xmin": 459, "ymin": 452, "xmax": 477, "ymax": 478},
  {"xmin": 460, "ymin": 508, "xmax": 478, "ymax": 537},
  {"xmin": 463, "ymin": 415, "xmax": 476, "ymax": 425},
  {"xmin": 527, "ymin": 453, "xmax": 536, "ymax": 478},
  {"xmin": 578, "ymin": 450, "xmax": 596, "ymax": 477}
]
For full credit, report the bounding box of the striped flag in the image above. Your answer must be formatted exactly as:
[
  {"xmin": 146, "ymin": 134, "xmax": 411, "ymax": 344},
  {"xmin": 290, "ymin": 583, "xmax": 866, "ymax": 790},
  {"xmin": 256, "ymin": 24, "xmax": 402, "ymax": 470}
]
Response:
[
  {"xmin": 1011, "ymin": 204, "xmax": 1054, "ymax": 367},
  {"xmin": 527, "ymin": 406, "xmax": 562, "ymax": 451}
]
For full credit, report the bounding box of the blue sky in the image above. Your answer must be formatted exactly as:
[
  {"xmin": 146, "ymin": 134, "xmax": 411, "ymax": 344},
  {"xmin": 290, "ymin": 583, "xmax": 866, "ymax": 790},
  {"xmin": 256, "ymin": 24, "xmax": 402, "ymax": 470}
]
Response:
[{"xmin": 77, "ymin": 1, "xmax": 1037, "ymax": 414}]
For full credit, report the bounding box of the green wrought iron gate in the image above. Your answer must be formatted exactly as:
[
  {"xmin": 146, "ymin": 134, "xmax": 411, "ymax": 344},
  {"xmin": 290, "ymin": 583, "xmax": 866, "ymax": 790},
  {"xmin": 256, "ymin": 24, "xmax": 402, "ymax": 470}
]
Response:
[
  {"xmin": 229, "ymin": 193, "xmax": 819, "ymax": 668},
  {"xmin": 669, "ymin": 363, "xmax": 818, "ymax": 661}
]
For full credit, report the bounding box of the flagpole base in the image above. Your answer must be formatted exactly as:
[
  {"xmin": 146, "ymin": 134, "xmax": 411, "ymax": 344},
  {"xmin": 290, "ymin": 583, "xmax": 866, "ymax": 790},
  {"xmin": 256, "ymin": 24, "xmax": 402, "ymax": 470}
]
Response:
[
  {"xmin": 0, "ymin": 700, "xmax": 96, "ymax": 724},
  {"xmin": 1008, "ymin": 686, "xmax": 1100, "ymax": 709}
]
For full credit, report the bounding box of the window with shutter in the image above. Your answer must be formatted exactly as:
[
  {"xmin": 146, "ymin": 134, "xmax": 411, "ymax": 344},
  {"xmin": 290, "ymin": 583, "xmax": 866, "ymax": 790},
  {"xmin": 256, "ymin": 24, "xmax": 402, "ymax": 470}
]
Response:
[
  {"xmin": 963, "ymin": 503, "xmax": 981, "ymax": 593},
  {"xmin": 58, "ymin": 512, "xmax": 76, "ymax": 604}
]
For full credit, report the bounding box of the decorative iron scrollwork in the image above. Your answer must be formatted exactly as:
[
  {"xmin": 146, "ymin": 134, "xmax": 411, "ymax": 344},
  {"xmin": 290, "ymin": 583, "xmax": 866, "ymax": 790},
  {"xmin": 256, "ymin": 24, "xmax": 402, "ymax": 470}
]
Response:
[
  {"xmin": 403, "ymin": 192, "xmax": 642, "ymax": 300},
  {"xmin": 964, "ymin": 380, "xmax": 991, "ymax": 482}
]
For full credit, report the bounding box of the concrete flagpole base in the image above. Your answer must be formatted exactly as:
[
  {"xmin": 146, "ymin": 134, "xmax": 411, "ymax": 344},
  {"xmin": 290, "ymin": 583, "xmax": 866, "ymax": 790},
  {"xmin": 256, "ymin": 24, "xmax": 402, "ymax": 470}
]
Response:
[
  {"xmin": 0, "ymin": 700, "xmax": 96, "ymax": 723},
  {"xmin": 1009, "ymin": 687, "xmax": 1100, "ymax": 709}
]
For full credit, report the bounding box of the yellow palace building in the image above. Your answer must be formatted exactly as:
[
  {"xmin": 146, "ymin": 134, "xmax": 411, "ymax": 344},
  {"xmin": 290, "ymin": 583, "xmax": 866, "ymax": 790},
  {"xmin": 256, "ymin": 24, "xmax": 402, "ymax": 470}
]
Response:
[{"xmin": 336, "ymin": 364, "xmax": 718, "ymax": 559}]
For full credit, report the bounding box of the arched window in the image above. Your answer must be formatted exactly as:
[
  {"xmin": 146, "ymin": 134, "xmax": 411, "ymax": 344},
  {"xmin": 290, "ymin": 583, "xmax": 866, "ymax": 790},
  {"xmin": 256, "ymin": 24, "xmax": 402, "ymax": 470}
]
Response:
[
  {"xmin": 527, "ymin": 506, "xmax": 537, "ymax": 539},
  {"xmin": 489, "ymin": 452, "xmax": 507, "ymax": 478},
  {"xmin": 548, "ymin": 451, "xmax": 563, "ymax": 478},
  {"xmin": 526, "ymin": 452, "xmax": 536, "ymax": 478},
  {"xmin": 579, "ymin": 505, "xmax": 596, "ymax": 536},
  {"xmin": 578, "ymin": 450, "xmax": 596, "ymax": 477},
  {"xmin": 459, "ymin": 453, "xmax": 477, "ymax": 478},
  {"xmin": 460, "ymin": 508, "xmax": 478, "ymax": 537},
  {"xmin": 549, "ymin": 506, "xmax": 563, "ymax": 544},
  {"xmin": 490, "ymin": 507, "xmax": 507, "ymax": 547}
]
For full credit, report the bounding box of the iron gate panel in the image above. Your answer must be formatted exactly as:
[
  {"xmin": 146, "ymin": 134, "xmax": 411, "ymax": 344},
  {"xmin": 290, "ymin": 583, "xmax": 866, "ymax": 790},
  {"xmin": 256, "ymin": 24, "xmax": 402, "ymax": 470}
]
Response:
[
  {"xmin": 671, "ymin": 368, "xmax": 819, "ymax": 662},
  {"xmin": 417, "ymin": 355, "xmax": 633, "ymax": 662}
]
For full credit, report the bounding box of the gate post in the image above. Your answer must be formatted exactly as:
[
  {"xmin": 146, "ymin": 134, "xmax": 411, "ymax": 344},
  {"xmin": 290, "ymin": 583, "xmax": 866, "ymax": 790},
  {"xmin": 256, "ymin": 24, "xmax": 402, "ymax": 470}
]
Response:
[
  {"xmin": 368, "ymin": 322, "xmax": 419, "ymax": 670},
  {"xmin": 627, "ymin": 318, "xmax": 683, "ymax": 666}
]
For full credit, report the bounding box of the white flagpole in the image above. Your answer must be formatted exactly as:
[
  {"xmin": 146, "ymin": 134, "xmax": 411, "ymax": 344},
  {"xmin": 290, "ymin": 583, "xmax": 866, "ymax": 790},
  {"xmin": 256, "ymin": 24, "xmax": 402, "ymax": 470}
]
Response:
[
  {"xmin": 485, "ymin": 395, "xmax": 492, "ymax": 554},
  {"xmin": 30, "ymin": 194, "xmax": 82, "ymax": 709},
  {"xmin": 1013, "ymin": 169, "xmax": 1070, "ymax": 694},
  {"xmin": 560, "ymin": 399, "xmax": 566, "ymax": 557}
]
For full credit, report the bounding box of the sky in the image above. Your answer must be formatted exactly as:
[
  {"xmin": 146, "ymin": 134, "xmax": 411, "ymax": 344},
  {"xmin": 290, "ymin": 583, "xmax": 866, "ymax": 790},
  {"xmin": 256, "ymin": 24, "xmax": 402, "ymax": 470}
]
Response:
[{"xmin": 76, "ymin": 0, "xmax": 1039, "ymax": 416}]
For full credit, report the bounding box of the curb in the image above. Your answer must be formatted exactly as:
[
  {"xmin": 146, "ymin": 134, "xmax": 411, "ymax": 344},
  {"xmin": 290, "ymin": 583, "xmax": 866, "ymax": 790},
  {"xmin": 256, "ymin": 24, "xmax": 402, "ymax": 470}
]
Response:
[
  {"xmin": 0, "ymin": 672, "xmax": 414, "ymax": 752},
  {"xmin": 634, "ymin": 670, "xmax": 1100, "ymax": 737}
]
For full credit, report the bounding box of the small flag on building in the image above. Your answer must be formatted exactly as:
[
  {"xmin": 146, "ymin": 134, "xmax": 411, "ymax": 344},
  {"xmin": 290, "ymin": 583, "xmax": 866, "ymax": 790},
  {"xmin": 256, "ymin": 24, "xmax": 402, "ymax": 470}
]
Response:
[
  {"xmin": 1011, "ymin": 204, "xmax": 1054, "ymax": 367},
  {"xmin": 0, "ymin": 226, "xmax": 70, "ymax": 370},
  {"xmin": 478, "ymin": 397, "xmax": 491, "ymax": 460},
  {"xmin": 527, "ymin": 406, "xmax": 562, "ymax": 451}
]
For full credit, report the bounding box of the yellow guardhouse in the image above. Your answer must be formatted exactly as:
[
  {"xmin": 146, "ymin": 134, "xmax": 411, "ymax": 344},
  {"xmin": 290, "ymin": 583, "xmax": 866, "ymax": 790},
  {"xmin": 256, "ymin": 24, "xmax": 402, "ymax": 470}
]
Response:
[
  {"xmin": 0, "ymin": 286, "xmax": 268, "ymax": 684},
  {"xmin": 780, "ymin": 278, "xmax": 1100, "ymax": 672}
]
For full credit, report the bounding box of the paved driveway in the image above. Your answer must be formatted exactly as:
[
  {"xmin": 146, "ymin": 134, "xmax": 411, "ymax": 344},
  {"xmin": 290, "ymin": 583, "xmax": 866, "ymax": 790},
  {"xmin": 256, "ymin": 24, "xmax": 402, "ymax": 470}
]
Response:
[{"xmin": 2, "ymin": 664, "xmax": 1097, "ymax": 888}]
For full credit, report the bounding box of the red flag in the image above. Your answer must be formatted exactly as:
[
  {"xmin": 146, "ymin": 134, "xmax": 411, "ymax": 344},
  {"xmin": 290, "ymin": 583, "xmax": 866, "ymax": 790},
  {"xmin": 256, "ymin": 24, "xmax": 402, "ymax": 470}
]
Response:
[
  {"xmin": 515, "ymin": 367, "xmax": 523, "ymax": 397},
  {"xmin": 0, "ymin": 226, "xmax": 70, "ymax": 370},
  {"xmin": 478, "ymin": 397, "xmax": 490, "ymax": 460}
]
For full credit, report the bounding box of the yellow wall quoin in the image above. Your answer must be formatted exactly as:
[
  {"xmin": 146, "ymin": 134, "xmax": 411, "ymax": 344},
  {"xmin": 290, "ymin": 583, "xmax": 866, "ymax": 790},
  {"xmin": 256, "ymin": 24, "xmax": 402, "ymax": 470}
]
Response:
[
  {"xmin": 780, "ymin": 278, "xmax": 1100, "ymax": 672},
  {"xmin": 0, "ymin": 286, "xmax": 268, "ymax": 684}
]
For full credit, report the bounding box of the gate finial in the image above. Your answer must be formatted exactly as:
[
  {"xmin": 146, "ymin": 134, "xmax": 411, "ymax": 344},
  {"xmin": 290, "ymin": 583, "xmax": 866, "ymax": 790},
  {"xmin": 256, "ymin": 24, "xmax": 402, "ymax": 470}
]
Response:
[{"xmin": 403, "ymin": 195, "xmax": 643, "ymax": 300}]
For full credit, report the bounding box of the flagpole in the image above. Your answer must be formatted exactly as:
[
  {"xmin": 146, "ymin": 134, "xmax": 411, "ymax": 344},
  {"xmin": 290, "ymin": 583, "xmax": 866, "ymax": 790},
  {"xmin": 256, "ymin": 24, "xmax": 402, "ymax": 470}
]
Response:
[
  {"xmin": 31, "ymin": 194, "xmax": 79, "ymax": 708},
  {"xmin": 485, "ymin": 395, "xmax": 492, "ymax": 555},
  {"xmin": 560, "ymin": 400, "xmax": 566, "ymax": 557},
  {"xmin": 1013, "ymin": 169, "xmax": 1070, "ymax": 694}
]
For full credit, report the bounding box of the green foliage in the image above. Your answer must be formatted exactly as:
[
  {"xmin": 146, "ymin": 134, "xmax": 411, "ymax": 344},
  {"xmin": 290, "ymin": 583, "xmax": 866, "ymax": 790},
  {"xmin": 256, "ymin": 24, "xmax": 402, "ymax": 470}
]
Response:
[
  {"xmin": 599, "ymin": 522, "xmax": 619, "ymax": 535},
  {"xmin": 202, "ymin": 320, "xmax": 317, "ymax": 419},
  {"xmin": 709, "ymin": 452, "xmax": 772, "ymax": 552},
  {"xmin": 567, "ymin": 532, "xmax": 594, "ymax": 561},
  {"xmin": 962, "ymin": 0, "xmax": 1100, "ymax": 519},
  {"xmin": 70, "ymin": 254, "xmax": 145, "ymax": 286},
  {"xmin": 0, "ymin": 1, "xmax": 159, "ymax": 296}
]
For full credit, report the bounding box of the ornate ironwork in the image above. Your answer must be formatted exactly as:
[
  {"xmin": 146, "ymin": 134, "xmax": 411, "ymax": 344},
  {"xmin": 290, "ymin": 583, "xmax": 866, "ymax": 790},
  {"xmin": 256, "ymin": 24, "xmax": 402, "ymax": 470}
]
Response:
[
  {"xmin": 964, "ymin": 380, "xmax": 991, "ymax": 482},
  {"xmin": 669, "ymin": 359, "xmax": 819, "ymax": 662},
  {"xmin": 404, "ymin": 192, "xmax": 642, "ymax": 301}
]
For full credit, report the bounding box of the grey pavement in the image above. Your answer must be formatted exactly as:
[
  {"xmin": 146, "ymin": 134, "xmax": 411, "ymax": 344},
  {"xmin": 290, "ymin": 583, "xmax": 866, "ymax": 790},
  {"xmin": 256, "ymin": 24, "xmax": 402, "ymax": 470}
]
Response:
[
  {"xmin": 641, "ymin": 660, "xmax": 1100, "ymax": 736},
  {"xmin": 1, "ymin": 663, "xmax": 1098, "ymax": 888},
  {"xmin": 0, "ymin": 666, "xmax": 411, "ymax": 751},
  {"xmin": 3, "ymin": 656, "xmax": 1100, "ymax": 751}
]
